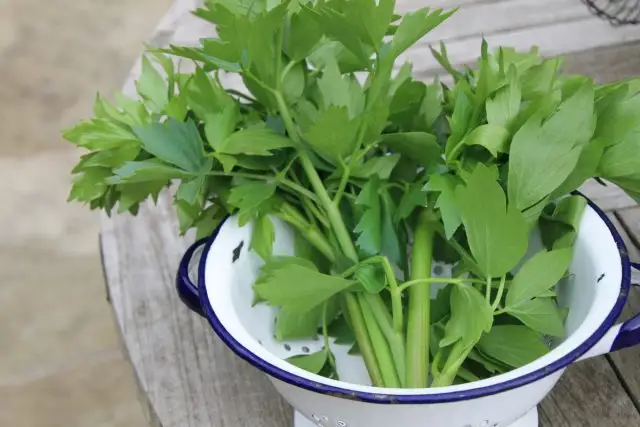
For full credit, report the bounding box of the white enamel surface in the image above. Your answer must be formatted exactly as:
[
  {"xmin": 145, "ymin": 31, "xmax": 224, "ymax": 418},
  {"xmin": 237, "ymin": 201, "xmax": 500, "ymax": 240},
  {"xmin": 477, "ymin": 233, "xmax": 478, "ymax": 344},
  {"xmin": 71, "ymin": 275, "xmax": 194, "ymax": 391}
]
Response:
[
  {"xmin": 577, "ymin": 323, "xmax": 623, "ymax": 361},
  {"xmin": 202, "ymin": 203, "xmax": 626, "ymax": 427},
  {"xmin": 293, "ymin": 404, "xmax": 539, "ymax": 427},
  {"xmin": 280, "ymin": 375, "xmax": 550, "ymax": 427}
]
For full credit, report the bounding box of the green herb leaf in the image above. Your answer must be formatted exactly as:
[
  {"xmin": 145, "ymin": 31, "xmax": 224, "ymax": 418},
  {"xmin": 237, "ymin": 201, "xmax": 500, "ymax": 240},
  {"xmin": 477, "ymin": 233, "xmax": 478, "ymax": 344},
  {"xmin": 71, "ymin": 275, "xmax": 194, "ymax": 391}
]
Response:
[
  {"xmin": 251, "ymin": 214, "xmax": 275, "ymax": 261},
  {"xmin": 455, "ymin": 164, "xmax": 528, "ymax": 278},
  {"xmin": 508, "ymin": 81, "xmax": 595, "ymax": 211},
  {"xmin": 594, "ymin": 87, "xmax": 640, "ymax": 147},
  {"xmin": 306, "ymin": 4, "xmax": 372, "ymax": 67},
  {"xmin": 68, "ymin": 168, "xmax": 112, "ymax": 203},
  {"xmin": 285, "ymin": 7, "xmax": 323, "ymax": 61},
  {"xmin": 328, "ymin": 315, "xmax": 356, "ymax": 345},
  {"xmin": 505, "ymin": 297, "xmax": 565, "ymax": 337},
  {"xmin": 186, "ymin": 67, "xmax": 234, "ymax": 118},
  {"xmin": 136, "ymin": 56, "xmax": 169, "ymax": 111},
  {"xmin": 344, "ymin": 0, "xmax": 395, "ymax": 49},
  {"xmin": 317, "ymin": 56, "xmax": 352, "ymax": 110},
  {"xmin": 63, "ymin": 118, "xmax": 138, "ymax": 151},
  {"xmin": 390, "ymin": 8, "xmax": 455, "ymax": 59},
  {"xmin": 429, "ymin": 41, "xmax": 464, "ymax": 81},
  {"xmin": 461, "ymin": 124, "xmax": 510, "ymax": 158},
  {"xmin": 352, "ymin": 154, "xmax": 401, "ymax": 180},
  {"xmin": 506, "ymin": 248, "xmax": 573, "ymax": 308},
  {"xmin": 425, "ymin": 174, "xmax": 462, "ymax": 239},
  {"xmin": 486, "ymin": 64, "xmax": 521, "ymax": 129},
  {"xmin": 283, "ymin": 61, "xmax": 307, "ymax": 103},
  {"xmin": 176, "ymin": 175, "xmax": 206, "ymax": 205},
  {"xmin": 254, "ymin": 260, "xmax": 355, "ymax": 313},
  {"xmin": 395, "ymin": 183, "xmax": 427, "ymax": 222},
  {"xmin": 440, "ymin": 283, "xmax": 493, "ymax": 348},
  {"xmin": 286, "ymin": 348, "xmax": 328, "ymax": 374},
  {"xmin": 478, "ymin": 325, "xmax": 549, "ymax": 368},
  {"xmin": 417, "ymin": 81, "xmax": 443, "ymax": 132},
  {"xmin": 431, "ymin": 284, "xmax": 453, "ymax": 324},
  {"xmin": 108, "ymin": 160, "xmax": 192, "ymax": 184},
  {"xmin": 473, "ymin": 39, "xmax": 502, "ymax": 107},
  {"xmin": 194, "ymin": 204, "xmax": 227, "ymax": 239},
  {"xmin": 355, "ymin": 263, "xmax": 387, "ymax": 294},
  {"xmin": 552, "ymin": 138, "xmax": 606, "ymax": 199},
  {"xmin": 219, "ymin": 125, "xmax": 293, "ymax": 156},
  {"xmin": 204, "ymin": 104, "xmax": 240, "ymax": 151},
  {"xmin": 133, "ymin": 119, "xmax": 207, "ymax": 172},
  {"xmin": 380, "ymin": 190, "xmax": 402, "ymax": 265},
  {"xmin": 380, "ymin": 132, "xmax": 442, "ymax": 170},
  {"xmin": 539, "ymin": 195, "xmax": 587, "ymax": 250},
  {"xmin": 276, "ymin": 305, "xmax": 322, "ymax": 341},
  {"xmin": 445, "ymin": 83, "xmax": 474, "ymax": 162},
  {"xmin": 520, "ymin": 58, "xmax": 562, "ymax": 100},
  {"xmin": 354, "ymin": 177, "xmax": 382, "ymax": 256},
  {"xmin": 227, "ymin": 181, "xmax": 277, "ymax": 225},
  {"xmin": 304, "ymin": 106, "xmax": 360, "ymax": 162},
  {"xmin": 468, "ymin": 348, "xmax": 509, "ymax": 374}
]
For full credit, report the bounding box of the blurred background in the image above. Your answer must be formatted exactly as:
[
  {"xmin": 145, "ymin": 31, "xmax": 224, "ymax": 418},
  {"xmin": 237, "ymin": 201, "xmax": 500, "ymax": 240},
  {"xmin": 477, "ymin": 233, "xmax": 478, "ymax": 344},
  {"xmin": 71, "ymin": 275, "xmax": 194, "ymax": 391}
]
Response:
[{"xmin": 0, "ymin": 1, "xmax": 171, "ymax": 425}]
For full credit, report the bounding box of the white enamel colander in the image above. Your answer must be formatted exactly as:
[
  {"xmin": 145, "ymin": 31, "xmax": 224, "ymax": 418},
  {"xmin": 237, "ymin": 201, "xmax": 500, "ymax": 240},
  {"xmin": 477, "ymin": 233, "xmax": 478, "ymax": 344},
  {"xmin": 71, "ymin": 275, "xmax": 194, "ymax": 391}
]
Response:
[{"xmin": 176, "ymin": 194, "xmax": 640, "ymax": 427}]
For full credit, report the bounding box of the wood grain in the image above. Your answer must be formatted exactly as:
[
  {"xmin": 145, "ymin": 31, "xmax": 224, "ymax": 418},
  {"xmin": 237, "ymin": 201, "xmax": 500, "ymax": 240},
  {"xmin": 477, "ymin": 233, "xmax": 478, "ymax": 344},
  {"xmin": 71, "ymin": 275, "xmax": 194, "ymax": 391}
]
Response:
[
  {"xmin": 101, "ymin": 0, "xmax": 640, "ymax": 426},
  {"xmin": 406, "ymin": 15, "xmax": 640, "ymax": 77},
  {"xmin": 101, "ymin": 195, "xmax": 293, "ymax": 427},
  {"xmin": 579, "ymin": 180, "xmax": 637, "ymax": 213},
  {"xmin": 563, "ymin": 40, "xmax": 640, "ymax": 84},
  {"xmin": 609, "ymin": 209, "xmax": 640, "ymax": 406},
  {"xmin": 539, "ymin": 358, "xmax": 640, "ymax": 426},
  {"xmin": 401, "ymin": 0, "xmax": 592, "ymax": 45}
]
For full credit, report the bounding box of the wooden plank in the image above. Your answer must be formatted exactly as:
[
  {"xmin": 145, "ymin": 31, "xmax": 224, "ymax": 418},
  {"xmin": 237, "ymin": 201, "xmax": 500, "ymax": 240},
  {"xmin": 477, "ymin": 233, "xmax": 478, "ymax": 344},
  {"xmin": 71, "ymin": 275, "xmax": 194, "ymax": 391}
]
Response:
[
  {"xmin": 408, "ymin": 15, "xmax": 640, "ymax": 77},
  {"xmin": 609, "ymin": 209, "xmax": 640, "ymax": 405},
  {"xmin": 539, "ymin": 357, "xmax": 640, "ymax": 426},
  {"xmin": 101, "ymin": 194, "xmax": 293, "ymax": 427},
  {"xmin": 396, "ymin": 0, "xmax": 506, "ymax": 10},
  {"xmin": 563, "ymin": 40, "xmax": 640, "ymax": 84},
  {"xmin": 106, "ymin": 2, "xmax": 292, "ymax": 426},
  {"xmin": 104, "ymin": 1, "xmax": 640, "ymax": 427},
  {"xmin": 403, "ymin": 0, "xmax": 592, "ymax": 47},
  {"xmin": 579, "ymin": 180, "xmax": 637, "ymax": 213}
]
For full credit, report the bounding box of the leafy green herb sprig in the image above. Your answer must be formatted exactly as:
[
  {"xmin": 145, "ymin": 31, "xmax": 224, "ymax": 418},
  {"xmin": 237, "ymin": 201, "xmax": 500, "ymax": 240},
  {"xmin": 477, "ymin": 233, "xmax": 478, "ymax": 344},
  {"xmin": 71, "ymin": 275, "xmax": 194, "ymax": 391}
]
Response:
[{"xmin": 64, "ymin": 0, "xmax": 640, "ymax": 388}]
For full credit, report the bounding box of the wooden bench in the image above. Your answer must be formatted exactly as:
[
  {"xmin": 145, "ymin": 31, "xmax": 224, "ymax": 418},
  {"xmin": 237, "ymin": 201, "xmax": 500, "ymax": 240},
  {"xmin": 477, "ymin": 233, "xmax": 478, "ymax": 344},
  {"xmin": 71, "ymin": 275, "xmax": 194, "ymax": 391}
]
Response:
[{"xmin": 100, "ymin": 1, "xmax": 640, "ymax": 425}]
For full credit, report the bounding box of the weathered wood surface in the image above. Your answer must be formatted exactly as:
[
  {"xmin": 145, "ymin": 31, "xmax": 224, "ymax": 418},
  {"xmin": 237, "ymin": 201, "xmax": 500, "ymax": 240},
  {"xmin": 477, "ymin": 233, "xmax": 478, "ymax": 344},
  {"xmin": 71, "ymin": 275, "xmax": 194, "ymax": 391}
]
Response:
[
  {"xmin": 609, "ymin": 212, "xmax": 640, "ymax": 406},
  {"xmin": 100, "ymin": 0, "xmax": 640, "ymax": 426}
]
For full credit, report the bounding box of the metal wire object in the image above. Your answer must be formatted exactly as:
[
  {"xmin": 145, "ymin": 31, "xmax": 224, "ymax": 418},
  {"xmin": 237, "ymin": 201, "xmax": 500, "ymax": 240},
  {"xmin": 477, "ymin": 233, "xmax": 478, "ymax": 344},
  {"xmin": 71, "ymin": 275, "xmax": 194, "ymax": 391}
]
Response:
[{"xmin": 582, "ymin": 0, "xmax": 640, "ymax": 25}]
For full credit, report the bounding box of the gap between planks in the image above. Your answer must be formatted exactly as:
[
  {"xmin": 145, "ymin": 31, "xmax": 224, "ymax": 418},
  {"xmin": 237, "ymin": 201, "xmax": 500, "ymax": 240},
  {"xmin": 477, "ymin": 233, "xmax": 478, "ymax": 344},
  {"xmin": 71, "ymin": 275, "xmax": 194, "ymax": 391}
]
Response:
[{"xmin": 605, "ymin": 211, "xmax": 640, "ymax": 411}]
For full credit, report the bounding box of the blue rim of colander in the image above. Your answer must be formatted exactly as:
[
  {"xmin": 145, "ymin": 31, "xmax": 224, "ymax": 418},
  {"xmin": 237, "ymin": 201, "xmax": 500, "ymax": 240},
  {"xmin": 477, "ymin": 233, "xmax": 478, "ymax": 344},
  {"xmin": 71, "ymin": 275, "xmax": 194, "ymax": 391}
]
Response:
[{"xmin": 197, "ymin": 193, "xmax": 631, "ymax": 404}]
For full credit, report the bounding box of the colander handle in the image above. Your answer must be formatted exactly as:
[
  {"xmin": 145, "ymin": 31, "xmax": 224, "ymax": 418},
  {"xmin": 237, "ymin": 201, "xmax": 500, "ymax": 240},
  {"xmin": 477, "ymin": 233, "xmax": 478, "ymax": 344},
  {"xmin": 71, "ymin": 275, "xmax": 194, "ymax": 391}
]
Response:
[
  {"xmin": 175, "ymin": 238, "xmax": 209, "ymax": 317},
  {"xmin": 578, "ymin": 262, "xmax": 640, "ymax": 361}
]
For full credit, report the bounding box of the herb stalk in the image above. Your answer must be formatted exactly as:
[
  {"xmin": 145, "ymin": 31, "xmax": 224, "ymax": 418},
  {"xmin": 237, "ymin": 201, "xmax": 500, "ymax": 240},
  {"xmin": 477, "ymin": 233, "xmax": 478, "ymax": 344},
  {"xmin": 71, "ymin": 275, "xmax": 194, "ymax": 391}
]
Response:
[{"xmin": 405, "ymin": 209, "xmax": 436, "ymax": 387}]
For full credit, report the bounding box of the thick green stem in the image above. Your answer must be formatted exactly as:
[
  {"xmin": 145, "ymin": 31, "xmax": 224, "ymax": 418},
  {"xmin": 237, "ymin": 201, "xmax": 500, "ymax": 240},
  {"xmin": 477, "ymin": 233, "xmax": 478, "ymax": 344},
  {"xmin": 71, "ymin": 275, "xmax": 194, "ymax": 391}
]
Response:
[
  {"xmin": 492, "ymin": 275, "xmax": 507, "ymax": 311},
  {"xmin": 276, "ymin": 203, "xmax": 335, "ymax": 262},
  {"xmin": 485, "ymin": 276, "xmax": 492, "ymax": 302},
  {"xmin": 275, "ymin": 90, "xmax": 397, "ymax": 388},
  {"xmin": 405, "ymin": 209, "xmax": 436, "ymax": 388},
  {"xmin": 274, "ymin": 91, "xmax": 358, "ymax": 262},
  {"xmin": 359, "ymin": 294, "xmax": 400, "ymax": 388},
  {"xmin": 345, "ymin": 294, "xmax": 385, "ymax": 386},
  {"xmin": 203, "ymin": 170, "xmax": 320, "ymax": 204},
  {"xmin": 362, "ymin": 293, "xmax": 406, "ymax": 386},
  {"xmin": 431, "ymin": 341, "xmax": 474, "ymax": 387},
  {"xmin": 378, "ymin": 257, "xmax": 403, "ymax": 334},
  {"xmin": 396, "ymin": 277, "xmax": 484, "ymax": 294},
  {"xmin": 301, "ymin": 197, "xmax": 329, "ymax": 229},
  {"xmin": 433, "ymin": 224, "xmax": 482, "ymax": 276}
]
